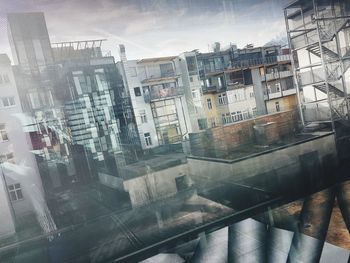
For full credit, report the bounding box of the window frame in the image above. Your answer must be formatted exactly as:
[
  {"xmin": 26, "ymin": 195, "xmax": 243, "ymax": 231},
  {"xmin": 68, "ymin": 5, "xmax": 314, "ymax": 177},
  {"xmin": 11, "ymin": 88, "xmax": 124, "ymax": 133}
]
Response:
[{"xmin": 8, "ymin": 183, "xmax": 23, "ymax": 202}]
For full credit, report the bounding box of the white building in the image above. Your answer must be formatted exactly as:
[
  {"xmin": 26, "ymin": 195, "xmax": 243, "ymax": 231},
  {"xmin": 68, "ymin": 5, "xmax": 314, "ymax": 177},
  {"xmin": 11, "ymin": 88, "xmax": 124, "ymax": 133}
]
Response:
[
  {"xmin": 118, "ymin": 45, "xmax": 192, "ymax": 150},
  {"xmin": 217, "ymin": 85, "xmax": 257, "ymax": 124},
  {"xmin": 176, "ymin": 52, "xmax": 207, "ymax": 132},
  {"xmin": 0, "ymin": 54, "xmax": 55, "ymax": 239}
]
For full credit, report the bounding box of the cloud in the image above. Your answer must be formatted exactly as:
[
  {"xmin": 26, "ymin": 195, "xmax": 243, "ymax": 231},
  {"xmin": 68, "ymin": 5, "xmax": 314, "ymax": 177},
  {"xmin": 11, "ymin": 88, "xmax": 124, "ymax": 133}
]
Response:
[{"xmin": 0, "ymin": 0, "xmax": 290, "ymax": 61}]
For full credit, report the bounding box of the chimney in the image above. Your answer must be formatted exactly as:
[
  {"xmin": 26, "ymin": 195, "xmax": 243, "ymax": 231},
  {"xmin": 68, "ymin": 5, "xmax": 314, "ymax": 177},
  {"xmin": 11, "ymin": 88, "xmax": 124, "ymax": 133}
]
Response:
[{"xmin": 213, "ymin": 42, "xmax": 221, "ymax": 52}]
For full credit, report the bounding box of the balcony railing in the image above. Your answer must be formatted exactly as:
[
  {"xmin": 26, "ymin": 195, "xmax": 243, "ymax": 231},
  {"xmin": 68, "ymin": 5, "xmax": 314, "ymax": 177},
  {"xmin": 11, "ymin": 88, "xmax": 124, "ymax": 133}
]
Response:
[
  {"xmin": 268, "ymin": 91, "xmax": 283, "ymax": 99},
  {"xmin": 282, "ymin": 88, "xmax": 297, "ymax": 96},
  {"xmin": 262, "ymin": 70, "xmax": 293, "ymax": 81},
  {"xmin": 202, "ymin": 85, "xmax": 218, "ymax": 94},
  {"xmin": 231, "ymin": 56, "xmax": 280, "ymax": 69},
  {"xmin": 144, "ymin": 86, "xmax": 184, "ymax": 102}
]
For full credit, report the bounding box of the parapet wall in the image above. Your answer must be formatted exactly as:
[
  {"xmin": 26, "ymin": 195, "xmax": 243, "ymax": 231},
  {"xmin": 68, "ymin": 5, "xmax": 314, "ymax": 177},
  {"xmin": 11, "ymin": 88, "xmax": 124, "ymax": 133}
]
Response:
[{"xmin": 189, "ymin": 110, "xmax": 299, "ymax": 158}]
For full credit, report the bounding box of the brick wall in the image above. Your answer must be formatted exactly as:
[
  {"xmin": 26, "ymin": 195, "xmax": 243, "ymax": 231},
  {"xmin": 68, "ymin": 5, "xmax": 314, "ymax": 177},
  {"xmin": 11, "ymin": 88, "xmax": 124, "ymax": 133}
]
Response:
[{"xmin": 189, "ymin": 110, "xmax": 299, "ymax": 158}]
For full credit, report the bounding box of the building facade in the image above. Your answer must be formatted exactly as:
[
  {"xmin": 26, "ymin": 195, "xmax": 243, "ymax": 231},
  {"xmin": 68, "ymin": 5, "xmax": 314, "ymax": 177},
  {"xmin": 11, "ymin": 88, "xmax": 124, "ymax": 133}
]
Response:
[
  {"xmin": 7, "ymin": 12, "xmax": 75, "ymax": 192},
  {"xmin": 52, "ymin": 41, "xmax": 128, "ymax": 177},
  {"xmin": 118, "ymin": 45, "xmax": 192, "ymax": 149},
  {"xmin": 192, "ymin": 44, "xmax": 298, "ymax": 127},
  {"xmin": 0, "ymin": 54, "xmax": 56, "ymax": 238}
]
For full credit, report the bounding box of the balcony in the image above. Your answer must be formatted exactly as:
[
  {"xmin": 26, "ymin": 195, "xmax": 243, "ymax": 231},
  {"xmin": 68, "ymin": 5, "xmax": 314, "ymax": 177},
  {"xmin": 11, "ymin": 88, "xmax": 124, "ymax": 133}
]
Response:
[
  {"xmin": 268, "ymin": 91, "xmax": 283, "ymax": 99},
  {"xmin": 141, "ymin": 75, "xmax": 180, "ymax": 86},
  {"xmin": 277, "ymin": 54, "xmax": 291, "ymax": 62},
  {"xmin": 261, "ymin": 70, "xmax": 293, "ymax": 82},
  {"xmin": 282, "ymin": 88, "xmax": 297, "ymax": 96},
  {"xmin": 202, "ymin": 85, "xmax": 218, "ymax": 94},
  {"xmin": 144, "ymin": 86, "xmax": 184, "ymax": 102}
]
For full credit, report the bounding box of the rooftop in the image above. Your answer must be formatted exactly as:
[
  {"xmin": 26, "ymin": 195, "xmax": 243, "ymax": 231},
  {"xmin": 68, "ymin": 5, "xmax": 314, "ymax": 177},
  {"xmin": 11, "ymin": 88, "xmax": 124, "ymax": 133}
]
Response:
[{"xmin": 137, "ymin": 56, "xmax": 177, "ymax": 64}]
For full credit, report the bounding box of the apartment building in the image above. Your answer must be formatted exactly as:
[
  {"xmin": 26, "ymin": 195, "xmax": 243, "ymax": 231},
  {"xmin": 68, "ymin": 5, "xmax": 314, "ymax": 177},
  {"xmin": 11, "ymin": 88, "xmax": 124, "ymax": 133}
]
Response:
[
  {"xmin": 193, "ymin": 44, "xmax": 298, "ymax": 127},
  {"xmin": 0, "ymin": 54, "xmax": 55, "ymax": 238},
  {"xmin": 118, "ymin": 45, "xmax": 192, "ymax": 149},
  {"xmin": 201, "ymin": 68, "xmax": 257, "ymax": 127},
  {"xmin": 252, "ymin": 53, "xmax": 297, "ymax": 114},
  {"xmin": 7, "ymin": 13, "xmax": 75, "ymax": 191},
  {"xmin": 284, "ymin": 0, "xmax": 350, "ymax": 127},
  {"xmin": 176, "ymin": 51, "xmax": 207, "ymax": 132},
  {"xmin": 52, "ymin": 41, "xmax": 129, "ymax": 178}
]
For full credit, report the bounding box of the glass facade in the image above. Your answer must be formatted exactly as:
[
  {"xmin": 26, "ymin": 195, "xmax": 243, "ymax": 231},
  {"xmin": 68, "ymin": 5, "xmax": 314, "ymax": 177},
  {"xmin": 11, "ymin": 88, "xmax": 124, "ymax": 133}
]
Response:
[{"xmin": 0, "ymin": 1, "xmax": 349, "ymax": 262}]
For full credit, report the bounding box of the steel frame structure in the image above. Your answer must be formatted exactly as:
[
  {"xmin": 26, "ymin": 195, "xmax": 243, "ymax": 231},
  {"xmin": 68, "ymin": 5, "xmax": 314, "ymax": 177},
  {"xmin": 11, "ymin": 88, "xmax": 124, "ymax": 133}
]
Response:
[{"xmin": 284, "ymin": 0, "xmax": 350, "ymax": 131}]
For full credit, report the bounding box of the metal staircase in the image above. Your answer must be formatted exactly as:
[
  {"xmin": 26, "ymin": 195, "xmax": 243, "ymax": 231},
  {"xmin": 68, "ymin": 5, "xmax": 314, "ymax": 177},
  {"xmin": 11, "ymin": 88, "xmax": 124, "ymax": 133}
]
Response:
[
  {"xmin": 318, "ymin": 16, "xmax": 350, "ymax": 43},
  {"xmin": 307, "ymin": 44, "xmax": 339, "ymax": 60},
  {"xmin": 285, "ymin": 1, "xmax": 350, "ymax": 128},
  {"xmin": 313, "ymin": 83, "xmax": 344, "ymax": 97}
]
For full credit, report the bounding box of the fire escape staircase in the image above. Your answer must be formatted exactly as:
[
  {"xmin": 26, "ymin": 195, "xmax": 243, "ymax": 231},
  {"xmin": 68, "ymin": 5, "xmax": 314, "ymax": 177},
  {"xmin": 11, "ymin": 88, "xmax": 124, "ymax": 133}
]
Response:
[
  {"xmin": 318, "ymin": 17, "xmax": 350, "ymax": 43},
  {"xmin": 312, "ymin": 83, "xmax": 344, "ymax": 98},
  {"xmin": 307, "ymin": 44, "xmax": 339, "ymax": 60},
  {"xmin": 303, "ymin": 17, "xmax": 350, "ymax": 128}
]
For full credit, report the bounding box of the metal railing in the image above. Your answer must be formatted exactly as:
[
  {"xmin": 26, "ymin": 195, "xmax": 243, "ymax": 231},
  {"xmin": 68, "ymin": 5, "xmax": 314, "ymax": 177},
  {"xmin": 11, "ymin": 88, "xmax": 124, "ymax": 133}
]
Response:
[{"xmin": 143, "ymin": 86, "xmax": 185, "ymax": 102}]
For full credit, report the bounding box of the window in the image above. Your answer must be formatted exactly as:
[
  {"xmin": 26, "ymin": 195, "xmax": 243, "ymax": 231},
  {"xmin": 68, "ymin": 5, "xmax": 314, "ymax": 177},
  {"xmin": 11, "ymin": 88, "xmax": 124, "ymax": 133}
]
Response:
[
  {"xmin": 243, "ymin": 111, "xmax": 250, "ymax": 119},
  {"xmin": 206, "ymin": 79, "xmax": 211, "ymax": 87},
  {"xmin": 232, "ymin": 111, "xmax": 243, "ymax": 122},
  {"xmin": 276, "ymin": 83, "xmax": 281, "ymax": 92},
  {"xmin": 252, "ymin": 107, "xmax": 257, "ymax": 116},
  {"xmin": 192, "ymin": 90, "xmax": 197, "ymax": 98},
  {"xmin": 0, "ymin": 75, "xmax": 2, "ymax": 84},
  {"xmin": 275, "ymin": 101, "xmax": 280, "ymax": 112},
  {"xmin": 186, "ymin": 56, "xmax": 197, "ymax": 74},
  {"xmin": 218, "ymin": 93, "xmax": 227, "ymax": 105},
  {"xmin": 218, "ymin": 77, "xmax": 222, "ymax": 87},
  {"xmin": 0, "ymin": 124, "xmax": 8, "ymax": 142},
  {"xmin": 222, "ymin": 113, "xmax": 231, "ymax": 124},
  {"xmin": 210, "ymin": 118, "xmax": 216, "ymax": 127},
  {"xmin": 198, "ymin": 118, "xmax": 208, "ymax": 130},
  {"xmin": 207, "ymin": 98, "xmax": 212, "ymax": 109},
  {"xmin": 140, "ymin": 110, "xmax": 147, "ymax": 123},
  {"xmin": 8, "ymin": 183, "xmax": 23, "ymax": 202},
  {"xmin": 160, "ymin": 63, "xmax": 174, "ymax": 77},
  {"xmin": 144, "ymin": 133, "xmax": 152, "ymax": 146},
  {"xmin": 190, "ymin": 76, "xmax": 193, "ymax": 82},
  {"xmin": 250, "ymin": 92, "xmax": 255, "ymax": 98},
  {"xmin": 134, "ymin": 87, "xmax": 141, "ymax": 96},
  {"xmin": 1, "ymin": 97, "xmax": 15, "ymax": 107}
]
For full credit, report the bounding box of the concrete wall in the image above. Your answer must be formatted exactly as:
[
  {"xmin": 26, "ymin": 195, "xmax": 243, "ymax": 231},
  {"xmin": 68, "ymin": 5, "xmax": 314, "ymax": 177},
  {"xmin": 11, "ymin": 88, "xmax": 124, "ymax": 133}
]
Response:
[
  {"xmin": 98, "ymin": 172, "xmax": 125, "ymax": 191},
  {"xmin": 266, "ymin": 94, "xmax": 298, "ymax": 114},
  {"xmin": 189, "ymin": 110, "xmax": 298, "ymax": 158},
  {"xmin": 202, "ymin": 93, "xmax": 219, "ymax": 128},
  {"xmin": 123, "ymin": 164, "xmax": 188, "ymax": 207},
  {"xmin": 251, "ymin": 68, "xmax": 267, "ymax": 115},
  {"xmin": 187, "ymin": 133, "xmax": 336, "ymax": 186}
]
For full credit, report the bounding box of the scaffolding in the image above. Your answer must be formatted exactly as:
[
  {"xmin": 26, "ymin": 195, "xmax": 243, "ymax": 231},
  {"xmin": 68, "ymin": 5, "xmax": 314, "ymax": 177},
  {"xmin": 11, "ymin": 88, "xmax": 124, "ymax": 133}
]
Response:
[
  {"xmin": 51, "ymin": 39, "xmax": 107, "ymax": 61},
  {"xmin": 284, "ymin": 0, "xmax": 350, "ymax": 131}
]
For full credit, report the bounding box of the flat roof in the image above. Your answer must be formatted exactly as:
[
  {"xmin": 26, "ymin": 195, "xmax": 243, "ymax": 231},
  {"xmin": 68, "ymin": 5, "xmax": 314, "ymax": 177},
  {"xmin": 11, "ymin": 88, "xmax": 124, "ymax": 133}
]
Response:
[{"xmin": 137, "ymin": 56, "xmax": 177, "ymax": 64}]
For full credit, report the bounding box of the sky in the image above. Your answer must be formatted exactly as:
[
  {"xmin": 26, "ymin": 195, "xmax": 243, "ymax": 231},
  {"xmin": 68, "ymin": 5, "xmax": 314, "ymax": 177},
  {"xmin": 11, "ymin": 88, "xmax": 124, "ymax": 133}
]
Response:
[{"xmin": 0, "ymin": 0, "xmax": 291, "ymax": 62}]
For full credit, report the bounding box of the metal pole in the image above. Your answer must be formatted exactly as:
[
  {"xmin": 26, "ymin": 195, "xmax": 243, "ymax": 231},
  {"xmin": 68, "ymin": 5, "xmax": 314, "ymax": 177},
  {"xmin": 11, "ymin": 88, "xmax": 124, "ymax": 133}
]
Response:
[
  {"xmin": 313, "ymin": 0, "xmax": 336, "ymax": 132},
  {"xmin": 284, "ymin": 8, "xmax": 306, "ymax": 127}
]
